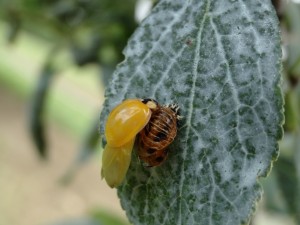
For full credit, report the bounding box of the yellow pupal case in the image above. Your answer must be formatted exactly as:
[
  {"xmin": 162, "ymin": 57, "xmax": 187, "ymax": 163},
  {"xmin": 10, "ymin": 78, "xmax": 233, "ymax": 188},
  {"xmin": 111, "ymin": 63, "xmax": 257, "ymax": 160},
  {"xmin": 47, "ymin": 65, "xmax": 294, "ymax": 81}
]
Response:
[
  {"xmin": 101, "ymin": 138, "xmax": 135, "ymax": 188},
  {"xmin": 105, "ymin": 99, "xmax": 151, "ymax": 147}
]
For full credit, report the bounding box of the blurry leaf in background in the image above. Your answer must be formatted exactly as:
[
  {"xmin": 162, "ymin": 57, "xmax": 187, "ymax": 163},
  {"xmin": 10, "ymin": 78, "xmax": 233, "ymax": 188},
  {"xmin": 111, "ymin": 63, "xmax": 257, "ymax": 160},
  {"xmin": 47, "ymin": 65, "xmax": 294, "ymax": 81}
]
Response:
[
  {"xmin": 29, "ymin": 48, "xmax": 58, "ymax": 158},
  {"xmin": 284, "ymin": 2, "xmax": 300, "ymax": 78},
  {"xmin": 262, "ymin": 134, "xmax": 300, "ymax": 219},
  {"xmin": 261, "ymin": 170, "xmax": 288, "ymax": 214},
  {"xmin": 268, "ymin": 1, "xmax": 300, "ymax": 223},
  {"xmin": 275, "ymin": 134, "xmax": 300, "ymax": 224},
  {"xmin": 295, "ymin": 136, "xmax": 300, "ymax": 224},
  {"xmin": 275, "ymin": 156, "xmax": 300, "ymax": 224},
  {"xmin": 5, "ymin": 7, "xmax": 21, "ymax": 43},
  {"xmin": 284, "ymin": 90, "xmax": 299, "ymax": 132},
  {"xmin": 46, "ymin": 209, "xmax": 130, "ymax": 225},
  {"xmin": 0, "ymin": 0, "xmax": 140, "ymax": 159},
  {"xmin": 0, "ymin": 0, "xmax": 139, "ymax": 69},
  {"xmin": 90, "ymin": 209, "xmax": 130, "ymax": 225},
  {"xmin": 276, "ymin": 2, "xmax": 300, "ymax": 223},
  {"xmin": 71, "ymin": 36, "xmax": 101, "ymax": 67}
]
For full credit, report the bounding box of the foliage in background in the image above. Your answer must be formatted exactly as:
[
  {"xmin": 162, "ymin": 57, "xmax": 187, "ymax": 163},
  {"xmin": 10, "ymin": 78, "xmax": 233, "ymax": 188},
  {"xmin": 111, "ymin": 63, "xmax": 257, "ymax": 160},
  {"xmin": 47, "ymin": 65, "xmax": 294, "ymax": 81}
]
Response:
[
  {"xmin": 262, "ymin": 1, "xmax": 300, "ymax": 224},
  {"xmin": 0, "ymin": 0, "xmax": 137, "ymax": 161},
  {"xmin": 0, "ymin": 0, "xmax": 300, "ymax": 225},
  {"xmin": 0, "ymin": 1, "xmax": 138, "ymax": 224},
  {"xmin": 46, "ymin": 208, "xmax": 130, "ymax": 225}
]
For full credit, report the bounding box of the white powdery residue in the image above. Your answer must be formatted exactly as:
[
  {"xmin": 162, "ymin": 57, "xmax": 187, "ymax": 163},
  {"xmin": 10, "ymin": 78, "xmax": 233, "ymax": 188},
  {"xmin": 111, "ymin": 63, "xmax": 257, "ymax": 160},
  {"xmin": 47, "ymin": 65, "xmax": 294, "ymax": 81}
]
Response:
[
  {"xmin": 192, "ymin": 109, "xmax": 207, "ymax": 125},
  {"xmin": 197, "ymin": 162, "xmax": 204, "ymax": 172},
  {"xmin": 123, "ymin": 29, "xmax": 145, "ymax": 57},
  {"xmin": 211, "ymin": 0, "xmax": 236, "ymax": 16},
  {"xmin": 232, "ymin": 63, "xmax": 258, "ymax": 87},
  {"xmin": 172, "ymin": 80, "xmax": 191, "ymax": 101},
  {"xmin": 215, "ymin": 153, "xmax": 233, "ymax": 182},
  {"xmin": 239, "ymin": 160, "xmax": 261, "ymax": 188},
  {"xmin": 227, "ymin": 35, "xmax": 253, "ymax": 64},
  {"xmin": 132, "ymin": 40, "xmax": 147, "ymax": 58},
  {"xmin": 179, "ymin": 23, "xmax": 197, "ymax": 39}
]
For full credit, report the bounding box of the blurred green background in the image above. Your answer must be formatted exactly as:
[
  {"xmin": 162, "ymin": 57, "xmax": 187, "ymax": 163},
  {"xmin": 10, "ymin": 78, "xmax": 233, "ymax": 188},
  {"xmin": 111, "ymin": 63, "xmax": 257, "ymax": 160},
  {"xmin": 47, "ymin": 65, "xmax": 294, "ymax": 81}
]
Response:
[{"xmin": 0, "ymin": 0, "xmax": 299, "ymax": 225}]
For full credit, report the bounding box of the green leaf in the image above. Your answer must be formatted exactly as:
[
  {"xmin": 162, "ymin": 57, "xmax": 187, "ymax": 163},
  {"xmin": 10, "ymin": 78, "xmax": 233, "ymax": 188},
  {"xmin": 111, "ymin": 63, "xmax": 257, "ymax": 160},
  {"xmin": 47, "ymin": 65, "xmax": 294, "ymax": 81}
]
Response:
[
  {"xmin": 91, "ymin": 208, "xmax": 130, "ymax": 225},
  {"xmin": 261, "ymin": 170, "xmax": 288, "ymax": 214},
  {"xmin": 46, "ymin": 209, "xmax": 130, "ymax": 225},
  {"xmin": 6, "ymin": 9, "xmax": 21, "ymax": 44},
  {"xmin": 29, "ymin": 45, "xmax": 60, "ymax": 158},
  {"xmin": 285, "ymin": 2, "xmax": 300, "ymax": 74},
  {"xmin": 29, "ymin": 60, "xmax": 55, "ymax": 158},
  {"xmin": 276, "ymin": 156, "xmax": 300, "ymax": 224},
  {"xmin": 295, "ymin": 135, "xmax": 300, "ymax": 224},
  {"xmin": 100, "ymin": 0, "xmax": 283, "ymax": 224},
  {"xmin": 284, "ymin": 90, "xmax": 299, "ymax": 132},
  {"xmin": 275, "ymin": 134, "xmax": 300, "ymax": 224}
]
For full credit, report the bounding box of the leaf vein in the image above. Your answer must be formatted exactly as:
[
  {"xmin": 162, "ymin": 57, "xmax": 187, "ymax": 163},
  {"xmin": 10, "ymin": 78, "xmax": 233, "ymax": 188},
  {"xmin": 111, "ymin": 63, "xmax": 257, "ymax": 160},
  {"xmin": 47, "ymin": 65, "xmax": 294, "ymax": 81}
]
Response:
[{"xmin": 178, "ymin": 0, "xmax": 211, "ymax": 224}]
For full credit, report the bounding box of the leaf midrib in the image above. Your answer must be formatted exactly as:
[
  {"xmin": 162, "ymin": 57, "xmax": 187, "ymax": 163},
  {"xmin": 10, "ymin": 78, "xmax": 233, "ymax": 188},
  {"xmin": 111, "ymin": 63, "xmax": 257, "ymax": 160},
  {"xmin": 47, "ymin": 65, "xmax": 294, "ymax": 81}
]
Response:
[{"xmin": 177, "ymin": 0, "xmax": 212, "ymax": 224}]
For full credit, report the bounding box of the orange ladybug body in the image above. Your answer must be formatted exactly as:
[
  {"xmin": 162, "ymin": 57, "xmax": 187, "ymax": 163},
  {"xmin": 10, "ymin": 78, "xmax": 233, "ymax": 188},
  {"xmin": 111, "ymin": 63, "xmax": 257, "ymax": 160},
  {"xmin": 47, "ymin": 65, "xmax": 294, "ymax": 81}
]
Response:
[
  {"xmin": 101, "ymin": 98, "xmax": 180, "ymax": 188},
  {"xmin": 101, "ymin": 99, "xmax": 152, "ymax": 188},
  {"xmin": 138, "ymin": 99, "xmax": 180, "ymax": 167}
]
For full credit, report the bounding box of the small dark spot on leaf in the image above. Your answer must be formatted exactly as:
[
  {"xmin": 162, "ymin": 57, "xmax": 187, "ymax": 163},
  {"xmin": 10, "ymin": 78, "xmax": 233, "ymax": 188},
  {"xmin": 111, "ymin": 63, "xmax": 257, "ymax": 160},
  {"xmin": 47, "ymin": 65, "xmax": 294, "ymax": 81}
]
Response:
[{"xmin": 185, "ymin": 39, "xmax": 193, "ymax": 46}]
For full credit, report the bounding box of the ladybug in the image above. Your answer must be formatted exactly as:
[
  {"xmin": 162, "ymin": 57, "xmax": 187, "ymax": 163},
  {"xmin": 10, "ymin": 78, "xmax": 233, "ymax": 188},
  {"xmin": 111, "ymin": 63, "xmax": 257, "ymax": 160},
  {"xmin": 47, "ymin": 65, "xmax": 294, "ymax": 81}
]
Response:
[
  {"xmin": 138, "ymin": 99, "xmax": 180, "ymax": 167},
  {"xmin": 104, "ymin": 99, "xmax": 153, "ymax": 147},
  {"xmin": 101, "ymin": 98, "xmax": 180, "ymax": 188},
  {"xmin": 101, "ymin": 99, "xmax": 153, "ymax": 188}
]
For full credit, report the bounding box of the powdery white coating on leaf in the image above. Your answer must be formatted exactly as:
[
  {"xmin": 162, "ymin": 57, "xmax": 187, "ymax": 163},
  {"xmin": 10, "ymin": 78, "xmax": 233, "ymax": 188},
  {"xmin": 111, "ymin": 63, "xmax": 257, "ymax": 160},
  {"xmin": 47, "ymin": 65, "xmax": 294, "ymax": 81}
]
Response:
[{"xmin": 99, "ymin": 0, "xmax": 283, "ymax": 225}]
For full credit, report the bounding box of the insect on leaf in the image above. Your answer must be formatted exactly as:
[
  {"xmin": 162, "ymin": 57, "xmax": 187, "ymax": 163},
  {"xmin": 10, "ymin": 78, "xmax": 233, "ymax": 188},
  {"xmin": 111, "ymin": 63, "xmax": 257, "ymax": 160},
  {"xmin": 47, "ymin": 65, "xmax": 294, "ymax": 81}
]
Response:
[{"xmin": 100, "ymin": 0, "xmax": 284, "ymax": 224}]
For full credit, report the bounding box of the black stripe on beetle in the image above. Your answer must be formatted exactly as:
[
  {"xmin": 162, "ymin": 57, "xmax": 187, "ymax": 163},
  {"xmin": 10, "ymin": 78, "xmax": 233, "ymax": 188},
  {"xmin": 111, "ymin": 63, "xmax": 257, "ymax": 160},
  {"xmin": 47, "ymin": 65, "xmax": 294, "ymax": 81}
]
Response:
[{"xmin": 154, "ymin": 131, "xmax": 168, "ymax": 142}]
